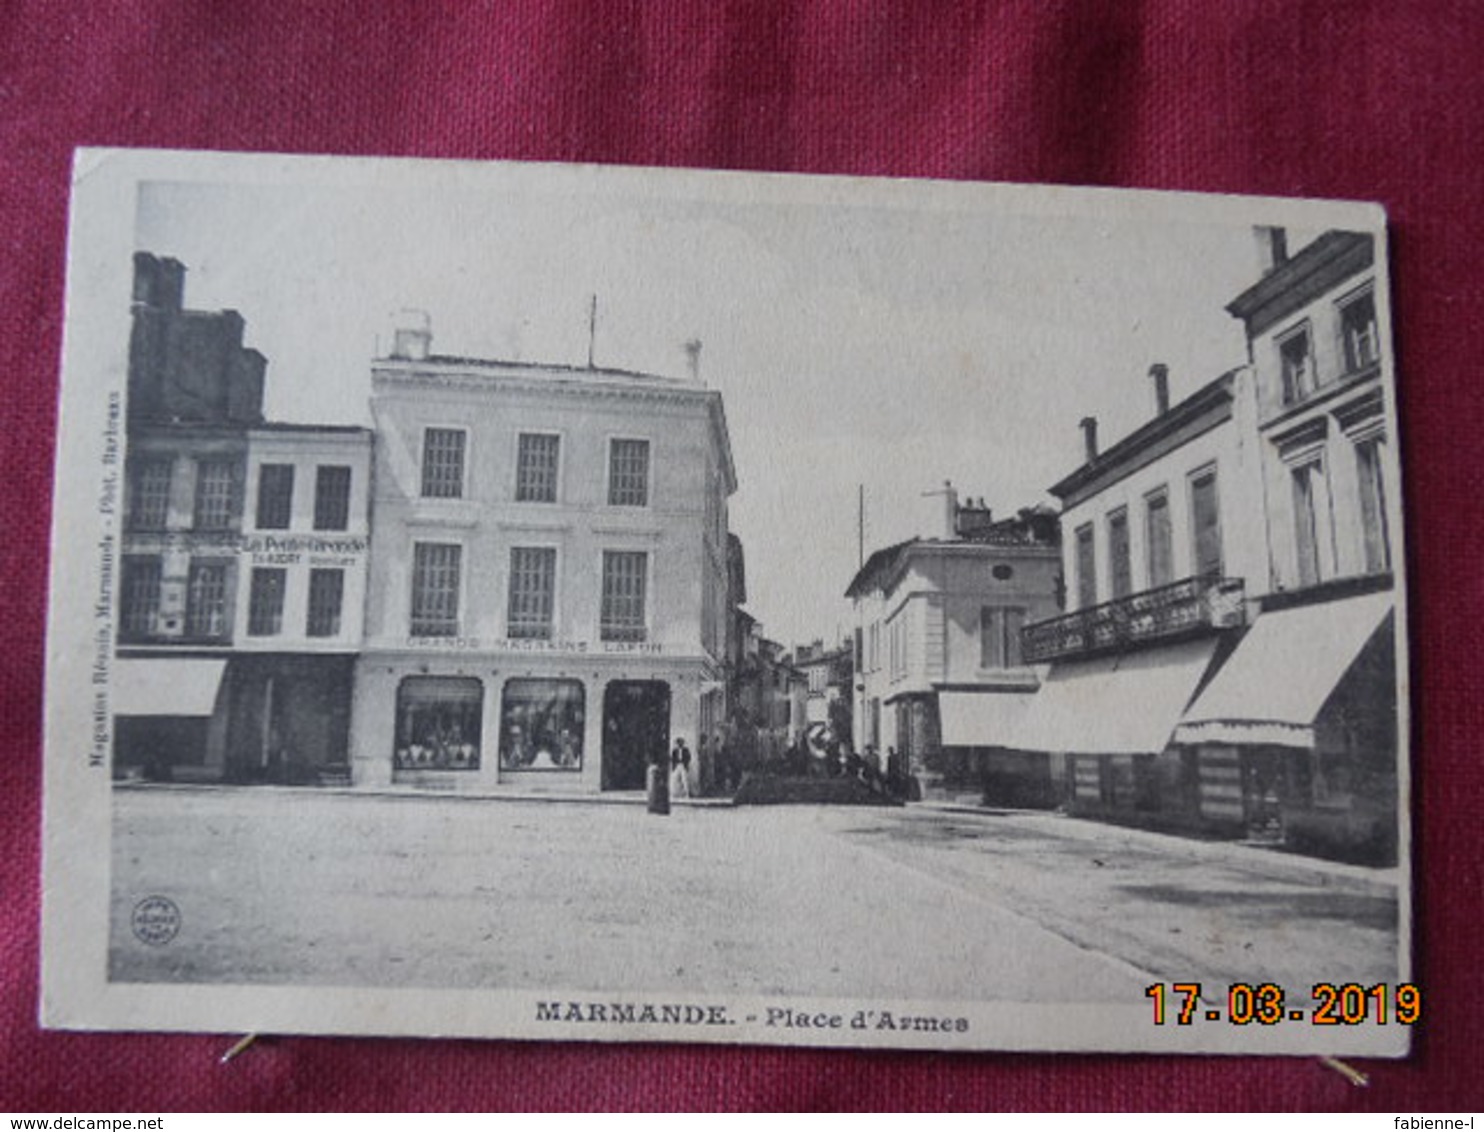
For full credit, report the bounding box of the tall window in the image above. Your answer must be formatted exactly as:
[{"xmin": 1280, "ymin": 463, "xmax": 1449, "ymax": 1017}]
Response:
[
  {"xmin": 1145, "ymin": 488, "xmax": 1173, "ymax": 588},
  {"xmin": 410, "ymin": 542, "xmax": 462, "ymax": 637},
  {"xmin": 129, "ymin": 458, "xmax": 173, "ymax": 530},
  {"xmin": 500, "ymin": 679, "xmax": 584, "ymax": 770},
  {"xmin": 1075, "ymin": 523, "xmax": 1096, "ymax": 609},
  {"xmin": 1339, "ymin": 289, "xmax": 1379, "ymax": 374},
  {"xmin": 979, "ymin": 606, "xmax": 1026, "ymax": 669},
  {"xmin": 193, "ymin": 459, "xmax": 237, "ymax": 530},
  {"xmin": 1355, "ymin": 435, "xmax": 1391, "ymax": 574},
  {"xmin": 185, "ymin": 562, "xmax": 229, "ymax": 638},
  {"xmin": 600, "ymin": 551, "xmax": 648, "ymax": 641},
  {"xmin": 255, "ymin": 464, "xmax": 294, "ymax": 530},
  {"xmin": 120, "ymin": 558, "xmax": 161, "ymax": 637},
  {"xmin": 1107, "ymin": 508, "xmax": 1132, "ymax": 599},
  {"xmin": 306, "ymin": 568, "xmax": 345, "ymax": 637},
  {"xmin": 420, "ymin": 428, "xmax": 465, "ymax": 499},
  {"xmin": 1278, "ymin": 325, "xmax": 1315, "ymax": 404},
  {"xmin": 313, "ymin": 465, "xmax": 352, "ymax": 531},
  {"xmin": 1190, "ymin": 468, "xmax": 1223, "ymax": 578},
  {"xmin": 247, "ymin": 568, "xmax": 287, "ymax": 636},
  {"xmin": 608, "ymin": 438, "xmax": 650, "ymax": 506},
  {"xmin": 396, "ymin": 677, "xmax": 482, "ymax": 772},
  {"xmin": 507, "ymin": 546, "xmax": 556, "ymax": 639},
  {"xmin": 516, "ymin": 433, "xmax": 560, "ymax": 502},
  {"xmin": 1291, "ymin": 459, "xmax": 1329, "ymax": 587}
]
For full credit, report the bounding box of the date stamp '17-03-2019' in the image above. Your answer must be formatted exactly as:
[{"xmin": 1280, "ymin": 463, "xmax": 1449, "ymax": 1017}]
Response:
[{"xmin": 42, "ymin": 148, "xmax": 1410, "ymax": 1056}]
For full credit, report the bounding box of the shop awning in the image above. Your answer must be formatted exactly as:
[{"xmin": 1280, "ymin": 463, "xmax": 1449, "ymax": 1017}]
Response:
[
  {"xmin": 1176, "ymin": 592, "xmax": 1393, "ymax": 749},
  {"xmin": 1013, "ymin": 637, "xmax": 1219, "ymax": 756},
  {"xmin": 938, "ymin": 691, "xmax": 1035, "ymax": 748},
  {"xmin": 114, "ymin": 658, "xmax": 226, "ymax": 717}
]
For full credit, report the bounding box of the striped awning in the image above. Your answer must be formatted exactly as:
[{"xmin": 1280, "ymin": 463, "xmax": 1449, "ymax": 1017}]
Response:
[
  {"xmin": 1175, "ymin": 592, "xmax": 1393, "ymax": 749},
  {"xmin": 1013, "ymin": 637, "xmax": 1220, "ymax": 756}
]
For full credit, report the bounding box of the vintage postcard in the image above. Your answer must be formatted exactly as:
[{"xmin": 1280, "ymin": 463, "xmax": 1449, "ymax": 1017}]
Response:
[{"xmin": 43, "ymin": 149, "xmax": 1411, "ymax": 1055}]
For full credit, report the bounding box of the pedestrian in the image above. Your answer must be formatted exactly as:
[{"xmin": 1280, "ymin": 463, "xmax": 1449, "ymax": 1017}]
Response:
[{"xmin": 670, "ymin": 736, "xmax": 692, "ymax": 799}]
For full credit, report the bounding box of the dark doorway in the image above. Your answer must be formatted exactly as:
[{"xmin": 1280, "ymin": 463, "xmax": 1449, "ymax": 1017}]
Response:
[
  {"xmin": 602, "ymin": 680, "xmax": 670, "ymax": 790},
  {"xmin": 1242, "ymin": 747, "xmax": 1286, "ymax": 843}
]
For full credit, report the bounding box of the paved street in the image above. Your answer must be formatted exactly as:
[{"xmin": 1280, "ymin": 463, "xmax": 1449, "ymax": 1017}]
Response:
[{"xmin": 109, "ymin": 788, "xmax": 1399, "ymax": 1003}]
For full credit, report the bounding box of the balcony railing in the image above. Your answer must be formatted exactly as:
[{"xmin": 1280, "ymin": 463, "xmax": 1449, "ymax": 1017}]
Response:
[{"xmin": 1021, "ymin": 575, "xmax": 1246, "ymax": 664}]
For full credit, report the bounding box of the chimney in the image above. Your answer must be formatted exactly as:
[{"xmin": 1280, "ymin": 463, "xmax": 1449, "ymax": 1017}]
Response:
[
  {"xmin": 941, "ymin": 480, "xmax": 958, "ymax": 539},
  {"xmin": 1080, "ymin": 416, "xmax": 1099, "ymax": 463},
  {"xmin": 390, "ymin": 309, "xmax": 432, "ymax": 361},
  {"xmin": 131, "ymin": 252, "xmax": 185, "ymax": 311},
  {"xmin": 954, "ymin": 497, "xmax": 996, "ymax": 539},
  {"xmin": 1150, "ymin": 363, "xmax": 1170, "ymax": 416},
  {"xmin": 1254, "ymin": 226, "xmax": 1289, "ymax": 276},
  {"xmin": 684, "ymin": 339, "xmax": 703, "ymax": 382}
]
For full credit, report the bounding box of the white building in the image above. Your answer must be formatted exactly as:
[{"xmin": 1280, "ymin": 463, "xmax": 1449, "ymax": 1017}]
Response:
[
  {"xmin": 1017, "ymin": 367, "xmax": 1262, "ymax": 823},
  {"xmin": 1176, "ymin": 229, "xmax": 1401, "ymax": 863},
  {"xmin": 349, "ymin": 321, "xmax": 736, "ymax": 794},
  {"xmin": 847, "ymin": 490, "xmax": 1062, "ymax": 800}
]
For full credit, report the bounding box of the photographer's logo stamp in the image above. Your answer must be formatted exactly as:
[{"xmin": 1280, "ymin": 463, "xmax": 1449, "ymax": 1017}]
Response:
[{"xmin": 131, "ymin": 896, "xmax": 180, "ymax": 945}]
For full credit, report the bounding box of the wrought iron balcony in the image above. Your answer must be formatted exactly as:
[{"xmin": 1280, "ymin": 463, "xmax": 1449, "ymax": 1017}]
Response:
[{"xmin": 1021, "ymin": 575, "xmax": 1246, "ymax": 664}]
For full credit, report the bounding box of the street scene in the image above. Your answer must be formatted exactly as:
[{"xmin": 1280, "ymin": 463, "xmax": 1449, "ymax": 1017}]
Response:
[
  {"xmin": 42, "ymin": 152, "xmax": 1406, "ymax": 1051},
  {"xmin": 109, "ymin": 787, "xmax": 1398, "ymax": 998}
]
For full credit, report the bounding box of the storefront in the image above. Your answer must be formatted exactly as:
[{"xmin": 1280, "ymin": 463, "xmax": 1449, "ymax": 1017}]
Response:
[
  {"xmin": 350, "ymin": 646, "xmax": 714, "ymax": 793},
  {"xmin": 1175, "ymin": 590, "xmax": 1397, "ymax": 864},
  {"xmin": 113, "ymin": 656, "xmax": 227, "ymax": 780},
  {"xmin": 934, "ymin": 690, "xmax": 1042, "ymax": 805},
  {"xmin": 1013, "ymin": 636, "xmax": 1222, "ymax": 828},
  {"xmin": 112, "ymin": 653, "xmax": 355, "ymax": 783}
]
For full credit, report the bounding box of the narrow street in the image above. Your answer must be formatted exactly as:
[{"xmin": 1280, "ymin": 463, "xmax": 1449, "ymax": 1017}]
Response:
[{"xmin": 109, "ymin": 788, "xmax": 1399, "ymax": 1004}]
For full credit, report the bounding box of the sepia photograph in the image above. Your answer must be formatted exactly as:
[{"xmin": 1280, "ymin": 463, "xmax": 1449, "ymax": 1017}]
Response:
[{"xmin": 43, "ymin": 149, "xmax": 1408, "ymax": 1055}]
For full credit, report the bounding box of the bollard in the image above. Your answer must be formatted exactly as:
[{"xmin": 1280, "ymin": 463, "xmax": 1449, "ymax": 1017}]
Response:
[{"xmin": 646, "ymin": 763, "xmax": 670, "ymax": 815}]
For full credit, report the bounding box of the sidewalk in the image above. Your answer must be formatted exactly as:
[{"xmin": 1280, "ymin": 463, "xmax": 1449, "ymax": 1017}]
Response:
[
  {"xmin": 113, "ymin": 779, "xmax": 736, "ymax": 808},
  {"xmin": 918, "ymin": 799, "xmax": 1402, "ymax": 896}
]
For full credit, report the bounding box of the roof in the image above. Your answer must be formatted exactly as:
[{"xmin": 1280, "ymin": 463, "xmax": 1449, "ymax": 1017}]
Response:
[
  {"xmin": 844, "ymin": 538, "xmax": 916, "ymax": 599},
  {"xmin": 252, "ymin": 421, "xmax": 372, "ymax": 435},
  {"xmin": 844, "ymin": 522, "xmax": 1061, "ymax": 599},
  {"xmin": 380, "ymin": 353, "xmax": 691, "ymax": 386},
  {"xmin": 1225, "ymin": 230, "xmax": 1375, "ymax": 338},
  {"xmin": 1049, "ymin": 370, "xmax": 1238, "ymax": 502}
]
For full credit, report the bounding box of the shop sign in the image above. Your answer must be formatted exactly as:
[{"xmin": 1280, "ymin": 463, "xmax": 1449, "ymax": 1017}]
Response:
[
  {"xmin": 240, "ymin": 533, "xmax": 367, "ymax": 567},
  {"xmin": 400, "ymin": 636, "xmax": 665, "ymax": 656}
]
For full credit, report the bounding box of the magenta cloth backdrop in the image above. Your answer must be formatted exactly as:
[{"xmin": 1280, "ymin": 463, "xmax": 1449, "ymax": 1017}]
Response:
[{"xmin": 2, "ymin": 0, "xmax": 1480, "ymax": 1112}]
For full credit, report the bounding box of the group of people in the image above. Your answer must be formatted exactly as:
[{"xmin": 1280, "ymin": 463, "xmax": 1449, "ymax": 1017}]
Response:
[
  {"xmin": 655, "ymin": 731, "xmax": 916, "ymax": 800},
  {"xmin": 766, "ymin": 736, "xmax": 915, "ymax": 798}
]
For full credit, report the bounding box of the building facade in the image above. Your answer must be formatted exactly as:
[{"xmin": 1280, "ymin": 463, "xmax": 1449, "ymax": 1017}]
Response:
[
  {"xmin": 1017, "ymin": 367, "xmax": 1264, "ymax": 828},
  {"xmin": 793, "ymin": 639, "xmax": 853, "ymax": 742},
  {"xmin": 1020, "ymin": 230, "xmax": 1401, "ymax": 864},
  {"xmin": 349, "ymin": 323, "xmax": 736, "ymax": 794},
  {"xmin": 115, "ymin": 254, "xmax": 372, "ymax": 784},
  {"xmin": 1175, "ymin": 229, "xmax": 1400, "ymax": 863},
  {"xmin": 847, "ymin": 489, "xmax": 1062, "ymax": 801}
]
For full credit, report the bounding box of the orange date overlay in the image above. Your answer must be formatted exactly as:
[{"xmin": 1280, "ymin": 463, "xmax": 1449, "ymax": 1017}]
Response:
[{"xmin": 1145, "ymin": 982, "xmax": 1421, "ymax": 1026}]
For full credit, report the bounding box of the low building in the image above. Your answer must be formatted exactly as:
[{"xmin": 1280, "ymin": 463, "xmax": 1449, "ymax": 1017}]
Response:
[
  {"xmin": 1017, "ymin": 366, "xmax": 1265, "ymax": 828},
  {"xmin": 847, "ymin": 487, "xmax": 1062, "ymax": 802},
  {"xmin": 349, "ymin": 316, "xmax": 736, "ymax": 794},
  {"xmin": 793, "ymin": 639, "xmax": 853, "ymax": 746}
]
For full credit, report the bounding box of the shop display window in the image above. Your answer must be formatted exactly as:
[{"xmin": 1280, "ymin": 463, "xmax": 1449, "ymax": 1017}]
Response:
[
  {"xmin": 499, "ymin": 679, "xmax": 584, "ymax": 770},
  {"xmin": 395, "ymin": 677, "xmax": 482, "ymax": 771}
]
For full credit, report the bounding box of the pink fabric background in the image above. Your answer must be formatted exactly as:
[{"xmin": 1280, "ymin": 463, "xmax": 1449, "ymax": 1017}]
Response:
[{"xmin": 2, "ymin": 1, "xmax": 1480, "ymax": 1112}]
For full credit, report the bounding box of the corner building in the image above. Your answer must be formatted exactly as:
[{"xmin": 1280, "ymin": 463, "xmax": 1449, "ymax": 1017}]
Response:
[{"xmin": 350, "ymin": 326, "xmax": 736, "ymax": 793}]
